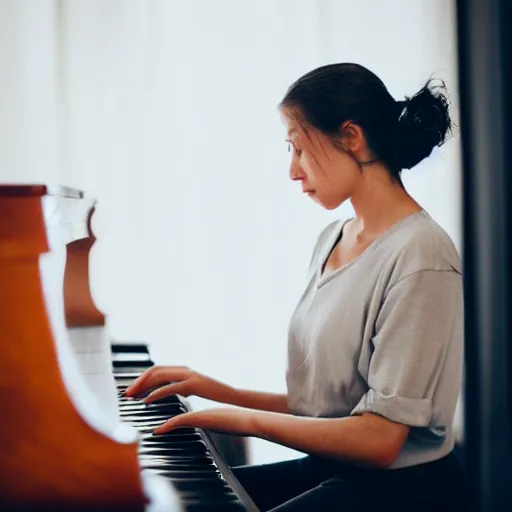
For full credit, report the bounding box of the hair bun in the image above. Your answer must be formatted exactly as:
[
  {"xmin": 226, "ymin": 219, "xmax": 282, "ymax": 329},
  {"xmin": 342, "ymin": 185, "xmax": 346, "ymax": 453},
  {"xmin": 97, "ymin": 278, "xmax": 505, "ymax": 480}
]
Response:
[{"xmin": 390, "ymin": 80, "xmax": 452, "ymax": 171}]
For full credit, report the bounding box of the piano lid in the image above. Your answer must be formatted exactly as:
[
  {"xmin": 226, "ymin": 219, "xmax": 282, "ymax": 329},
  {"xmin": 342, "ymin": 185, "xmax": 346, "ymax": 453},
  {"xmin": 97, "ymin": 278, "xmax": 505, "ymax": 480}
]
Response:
[{"xmin": 0, "ymin": 183, "xmax": 84, "ymax": 198}]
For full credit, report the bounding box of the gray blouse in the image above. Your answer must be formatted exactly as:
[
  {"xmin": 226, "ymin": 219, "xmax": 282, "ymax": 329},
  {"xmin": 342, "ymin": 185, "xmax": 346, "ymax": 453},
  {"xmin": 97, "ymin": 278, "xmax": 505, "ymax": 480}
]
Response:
[{"xmin": 286, "ymin": 210, "xmax": 463, "ymax": 469}]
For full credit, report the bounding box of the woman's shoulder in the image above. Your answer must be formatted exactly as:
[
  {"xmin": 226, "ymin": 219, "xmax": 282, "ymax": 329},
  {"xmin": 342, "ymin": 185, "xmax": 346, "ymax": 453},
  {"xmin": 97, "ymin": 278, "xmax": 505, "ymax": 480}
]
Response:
[
  {"xmin": 386, "ymin": 210, "xmax": 462, "ymax": 279},
  {"xmin": 307, "ymin": 218, "xmax": 346, "ymax": 268},
  {"xmin": 317, "ymin": 218, "xmax": 344, "ymax": 246}
]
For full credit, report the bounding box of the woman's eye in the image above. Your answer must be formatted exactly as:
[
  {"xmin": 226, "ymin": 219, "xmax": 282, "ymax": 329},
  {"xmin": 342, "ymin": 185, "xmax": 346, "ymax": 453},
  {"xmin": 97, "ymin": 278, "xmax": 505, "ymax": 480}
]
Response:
[{"xmin": 287, "ymin": 142, "xmax": 302, "ymax": 157}]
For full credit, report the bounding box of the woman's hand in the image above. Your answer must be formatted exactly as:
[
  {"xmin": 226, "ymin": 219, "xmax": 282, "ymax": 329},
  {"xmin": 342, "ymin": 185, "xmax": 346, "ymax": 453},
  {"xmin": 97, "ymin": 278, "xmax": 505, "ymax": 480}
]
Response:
[
  {"xmin": 153, "ymin": 407, "xmax": 257, "ymax": 436},
  {"xmin": 124, "ymin": 365, "xmax": 233, "ymax": 404}
]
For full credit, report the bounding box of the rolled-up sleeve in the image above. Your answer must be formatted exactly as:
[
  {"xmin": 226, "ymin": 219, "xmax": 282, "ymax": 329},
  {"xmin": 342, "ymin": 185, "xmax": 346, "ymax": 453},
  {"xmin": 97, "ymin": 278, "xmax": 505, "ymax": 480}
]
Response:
[{"xmin": 350, "ymin": 270, "xmax": 463, "ymax": 427}]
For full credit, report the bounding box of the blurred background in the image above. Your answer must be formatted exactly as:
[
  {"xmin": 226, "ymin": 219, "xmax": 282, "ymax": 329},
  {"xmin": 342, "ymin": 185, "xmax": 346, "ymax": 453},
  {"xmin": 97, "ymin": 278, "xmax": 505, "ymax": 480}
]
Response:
[{"xmin": 0, "ymin": 0, "xmax": 460, "ymax": 464}]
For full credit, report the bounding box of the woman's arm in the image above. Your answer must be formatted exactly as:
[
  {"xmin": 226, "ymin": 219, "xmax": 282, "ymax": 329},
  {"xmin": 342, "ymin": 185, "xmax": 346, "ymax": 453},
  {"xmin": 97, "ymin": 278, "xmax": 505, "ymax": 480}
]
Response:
[
  {"xmin": 223, "ymin": 388, "xmax": 290, "ymax": 414},
  {"xmin": 253, "ymin": 410, "xmax": 409, "ymax": 468},
  {"xmin": 125, "ymin": 366, "xmax": 290, "ymax": 413},
  {"xmin": 154, "ymin": 407, "xmax": 409, "ymax": 468}
]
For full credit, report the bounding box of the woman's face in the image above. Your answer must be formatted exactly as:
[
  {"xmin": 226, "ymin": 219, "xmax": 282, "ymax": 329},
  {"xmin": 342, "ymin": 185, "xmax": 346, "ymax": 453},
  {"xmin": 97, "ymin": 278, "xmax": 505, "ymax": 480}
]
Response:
[{"xmin": 281, "ymin": 110, "xmax": 362, "ymax": 210}]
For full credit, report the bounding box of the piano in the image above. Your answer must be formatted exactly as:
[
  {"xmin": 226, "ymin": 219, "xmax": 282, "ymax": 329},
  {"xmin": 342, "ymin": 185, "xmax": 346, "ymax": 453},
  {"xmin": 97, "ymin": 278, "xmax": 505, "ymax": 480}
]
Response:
[{"xmin": 0, "ymin": 184, "xmax": 258, "ymax": 511}]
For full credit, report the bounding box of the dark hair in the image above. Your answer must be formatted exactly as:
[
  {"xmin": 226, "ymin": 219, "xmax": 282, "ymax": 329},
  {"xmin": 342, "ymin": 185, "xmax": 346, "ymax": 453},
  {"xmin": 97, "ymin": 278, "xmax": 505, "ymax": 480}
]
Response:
[{"xmin": 279, "ymin": 63, "xmax": 452, "ymax": 180}]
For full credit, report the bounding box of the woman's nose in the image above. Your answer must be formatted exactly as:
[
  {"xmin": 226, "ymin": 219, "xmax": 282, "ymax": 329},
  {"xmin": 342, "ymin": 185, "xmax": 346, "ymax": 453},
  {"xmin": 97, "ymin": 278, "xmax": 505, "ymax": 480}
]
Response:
[{"xmin": 289, "ymin": 160, "xmax": 303, "ymax": 181}]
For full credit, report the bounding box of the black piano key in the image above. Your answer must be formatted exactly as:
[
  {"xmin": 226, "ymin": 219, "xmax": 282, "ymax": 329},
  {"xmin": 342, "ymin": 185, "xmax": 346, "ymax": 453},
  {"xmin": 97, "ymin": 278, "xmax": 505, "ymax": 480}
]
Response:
[
  {"xmin": 141, "ymin": 436, "xmax": 203, "ymax": 445},
  {"xmin": 119, "ymin": 415, "xmax": 177, "ymax": 424},
  {"xmin": 144, "ymin": 466, "xmax": 222, "ymax": 475},
  {"xmin": 141, "ymin": 438, "xmax": 203, "ymax": 446},
  {"xmin": 118, "ymin": 402, "xmax": 177, "ymax": 410},
  {"xmin": 122, "ymin": 416, "xmax": 183, "ymax": 424},
  {"xmin": 119, "ymin": 404, "xmax": 185, "ymax": 415},
  {"xmin": 142, "ymin": 439, "xmax": 207, "ymax": 448},
  {"xmin": 120, "ymin": 412, "xmax": 179, "ymax": 419},
  {"xmin": 139, "ymin": 454, "xmax": 218, "ymax": 470},
  {"xmin": 150, "ymin": 471, "xmax": 224, "ymax": 480},
  {"xmin": 138, "ymin": 450, "xmax": 213, "ymax": 460},
  {"xmin": 138, "ymin": 427, "xmax": 198, "ymax": 437},
  {"xmin": 138, "ymin": 454, "xmax": 211, "ymax": 463},
  {"xmin": 138, "ymin": 442, "xmax": 208, "ymax": 452},
  {"xmin": 117, "ymin": 398, "xmax": 175, "ymax": 405},
  {"xmin": 139, "ymin": 431, "xmax": 201, "ymax": 441},
  {"xmin": 113, "ymin": 371, "xmax": 150, "ymax": 379},
  {"xmin": 131, "ymin": 411, "xmax": 185, "ymax": 419},
  {"xmin": 154, "ymin": 471, "xmax": 224, "ymax": 481},
  {"xmin": 119, "ymin": 406, "xmax": 184, "ymax": 415},
  {"xmin": 138, "ymin": 457, "xmax": 217, "ymax": 467},
  {"xmin": 120, "ymin": 405, "xmax": 183, "ymax": 414},
  {"xmin": 185, "ymin": 502, "xmax": 246, "ymax": 512},
  {"xmin": 111, "ymin": 344, "xmax": 152, "ymax": 359},
  {"xmin": 140, "ymin": 454, "xmax": 216, "ymax": 462},
  {"xmin": 120, "ymin": 416, "xmax": 179, "ymax": 424},
  {"xmin": 139, "ymin": 452, "xmax": 210, "ymax": 460},
  {"xmin": 142, "ymin": 462, "xmax": 218, "ymax": 471},
  {"xmin": 119, "ymin": 407, "xmax": 179, "ymax": 414},
  {"xmin": 138, "ymin": 445, "xmax": 207, "ymax": 456},
  {"xmin": 111, "ymin": 342, "xmax": 150, "ymax": 353},
  {"xmin": 125, "ymin": 415, "xmax": 183, "ymax": 424}
]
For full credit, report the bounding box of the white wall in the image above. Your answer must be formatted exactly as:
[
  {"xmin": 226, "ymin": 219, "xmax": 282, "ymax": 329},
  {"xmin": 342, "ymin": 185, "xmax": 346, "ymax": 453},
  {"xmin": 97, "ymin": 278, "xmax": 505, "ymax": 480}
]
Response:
[
  {"xmin": 0, "ymin": 0, "xmax": 62, "ymax": 183},
  {"xmin": 0, "ymin": 0, "xmax": 460, "ymax": 464}
]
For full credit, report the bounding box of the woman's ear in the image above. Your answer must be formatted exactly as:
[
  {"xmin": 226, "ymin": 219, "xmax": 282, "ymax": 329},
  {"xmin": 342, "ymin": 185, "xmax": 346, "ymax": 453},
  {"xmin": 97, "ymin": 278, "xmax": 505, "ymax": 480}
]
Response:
[{"xmin": 340, "ymin": 121, "xmax": 365, "ymax": 152}]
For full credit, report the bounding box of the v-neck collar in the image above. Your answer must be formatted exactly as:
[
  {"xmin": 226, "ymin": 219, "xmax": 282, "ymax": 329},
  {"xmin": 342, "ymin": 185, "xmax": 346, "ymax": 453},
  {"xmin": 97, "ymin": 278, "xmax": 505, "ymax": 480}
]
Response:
[{"xmin": 316, "ymin": 210, "xmax": 426, "ymax": 289}]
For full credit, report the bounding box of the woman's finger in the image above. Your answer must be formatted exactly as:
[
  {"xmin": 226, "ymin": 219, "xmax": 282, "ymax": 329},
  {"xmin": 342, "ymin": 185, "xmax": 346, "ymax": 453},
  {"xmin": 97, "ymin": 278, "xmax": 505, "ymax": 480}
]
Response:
[
  {"xmin": 124, "ymin": 366, "xmax": 157, "ymax": 396},
  {"xmin": 154, "ymin": 413, "xmax": 194, "ymax": 434},
  {"xmin": 125, "ymin": 366, "xmax": 191, "ymax": 396},
  {"xmin": 144, "ymin": 381, "xmax": 188, "ymax": 403}
]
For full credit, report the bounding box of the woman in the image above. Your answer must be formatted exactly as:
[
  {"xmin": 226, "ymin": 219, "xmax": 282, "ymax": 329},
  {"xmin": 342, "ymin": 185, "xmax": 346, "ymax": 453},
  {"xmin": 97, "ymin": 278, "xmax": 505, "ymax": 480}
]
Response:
[{"xmin": 126, "ymin": 63, "xmax": 466, "ymax": 511}]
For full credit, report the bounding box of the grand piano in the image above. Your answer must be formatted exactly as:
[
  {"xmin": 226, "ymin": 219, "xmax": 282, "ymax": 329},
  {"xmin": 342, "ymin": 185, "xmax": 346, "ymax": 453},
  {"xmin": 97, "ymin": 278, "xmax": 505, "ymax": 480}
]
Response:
[{"xmin": 0, "ymin": 184, "xmax": 258, "ymax": 511}]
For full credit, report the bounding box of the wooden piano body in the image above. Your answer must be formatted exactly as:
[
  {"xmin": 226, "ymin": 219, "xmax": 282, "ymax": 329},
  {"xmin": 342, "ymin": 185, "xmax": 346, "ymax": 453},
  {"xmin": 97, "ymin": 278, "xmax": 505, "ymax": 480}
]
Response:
[{"xmin": 0, "ymin": 184, "xmax": 256, "ymax": 511}]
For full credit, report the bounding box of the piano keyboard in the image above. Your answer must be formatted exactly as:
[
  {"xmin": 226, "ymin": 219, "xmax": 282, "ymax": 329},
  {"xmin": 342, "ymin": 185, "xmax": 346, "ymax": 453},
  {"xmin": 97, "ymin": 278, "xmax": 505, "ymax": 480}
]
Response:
[{"xmin": 111, "ymin": 343, "xmax": 258, "ymax": 512}]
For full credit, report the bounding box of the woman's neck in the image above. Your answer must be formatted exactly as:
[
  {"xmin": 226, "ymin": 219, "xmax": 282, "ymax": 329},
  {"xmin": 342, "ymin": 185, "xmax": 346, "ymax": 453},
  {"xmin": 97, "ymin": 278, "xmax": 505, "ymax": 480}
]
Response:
[{"xmin": 349, "ymin": 165, "xmax": 422, "ymax": 239}]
